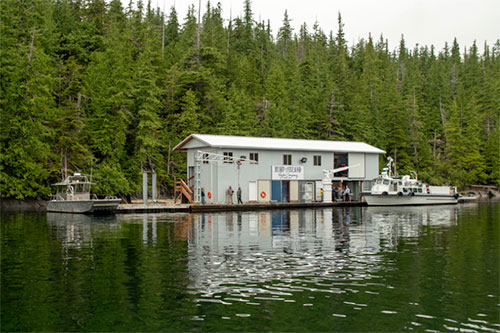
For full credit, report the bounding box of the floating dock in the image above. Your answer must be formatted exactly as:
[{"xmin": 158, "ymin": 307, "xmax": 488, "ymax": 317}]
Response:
[{"xmin": 115, "ymin": 201, "xmax": 365, "ymax": 214}]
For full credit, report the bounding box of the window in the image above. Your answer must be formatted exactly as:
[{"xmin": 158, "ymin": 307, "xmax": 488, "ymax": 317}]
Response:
[
  {"xmin": 223, "ymin": 152, "xmax": 233, "ymax": 163},
  {"xmin": 313, "ymin": 155, "xmax": 322, "ymax": 166},
  {"xmin": 334, "ymin": 153, "xmax": 348, "ymax": 177},
  {"xmin": 283, "ymin": 154, "xmax": 292, "ymax": 165},
  {"xmin": 202, "ymin": 153, "xmax": 209, "ymax": 164},
  {"xmin": 249, "ymin": 153, "xmax": 259, "ymax": 164}
]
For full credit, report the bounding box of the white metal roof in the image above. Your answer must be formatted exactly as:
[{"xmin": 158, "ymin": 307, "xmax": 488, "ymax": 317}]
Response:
[{"xmin": 174, "ymin": 134, "xmax": 385, "ymax": 154}]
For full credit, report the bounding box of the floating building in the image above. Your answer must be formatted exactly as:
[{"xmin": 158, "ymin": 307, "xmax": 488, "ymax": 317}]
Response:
[{"xmin": 173, "ymin": 134, "xmax": 386, "ymax": 204}]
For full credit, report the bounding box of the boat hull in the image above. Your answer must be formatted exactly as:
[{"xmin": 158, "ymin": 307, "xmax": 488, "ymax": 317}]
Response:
[
  {"xmin": 46, "ymin": 199, "xmax": 121, "ymax": 214},
  {"xmin": 364, "ymin": 194, "xmax": 458, "ymax": 206}
]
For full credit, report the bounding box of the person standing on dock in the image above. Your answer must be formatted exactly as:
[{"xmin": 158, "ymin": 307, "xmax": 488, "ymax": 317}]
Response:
[
  {"xmin": 344, "ymin": 185, "xmax": 350, "ymax": 201},
  {"xmin": 201, "ymin": 188, "xmax": 206, "ymax": 204},
  {"xmin": 237, "ymin": 186, "xmax": 242, "ymax": 204},
  {"xmin": 227, "ymin": 186, "xmax": 234, "ymax": 204}
]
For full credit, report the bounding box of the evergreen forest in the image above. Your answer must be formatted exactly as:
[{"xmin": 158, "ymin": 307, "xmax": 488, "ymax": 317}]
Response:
[{"xmin": 1, "ymin": 0, "xmax": 499, "ymax": 199}]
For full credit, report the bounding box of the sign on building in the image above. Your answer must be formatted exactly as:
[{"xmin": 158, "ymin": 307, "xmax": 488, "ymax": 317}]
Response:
[{"xmin": 271, "ymin": 165, "xmax": 304, "ymax": 180}]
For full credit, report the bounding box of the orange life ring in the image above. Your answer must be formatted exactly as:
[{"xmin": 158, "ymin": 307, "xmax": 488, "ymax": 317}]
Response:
[
  {"xmin": 260, "ymin": 191, "xmax": 266, "ymax": 198},
  {"xmin": 207, "ymin": 192, "xmax": 212, "ymax": 199}
]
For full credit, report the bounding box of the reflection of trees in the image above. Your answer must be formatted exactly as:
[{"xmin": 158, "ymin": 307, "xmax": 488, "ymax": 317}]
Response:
[
  {"xmin": 2, "ymin": 213, "xmax": 194, "ymax": 331},
  {"xmin": 3, "ymin": 203, "xmax": 495, "ymax": 332}
]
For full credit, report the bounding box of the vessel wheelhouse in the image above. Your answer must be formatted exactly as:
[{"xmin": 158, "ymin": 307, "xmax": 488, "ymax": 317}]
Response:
[
  {"xmin": 364, "ymin": 158, "xmax": 459, "ymax": 206},
  {"xmin": 47, "ymin": 173, "xmax": 121, "ymax": 214}
]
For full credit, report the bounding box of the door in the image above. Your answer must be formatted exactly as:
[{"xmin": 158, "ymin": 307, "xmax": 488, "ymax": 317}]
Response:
[
  {"xmin": 271, "ymin": 180, "xmax": 281, "ymax": 202},
  {"xmin": 248, "ymin": 181, "xmax": 257, "ymax": 201},
  {"xmin": 290, "ymin": 180, "xmax": 299, "ymax": 202},
  {"xmin": 281, "ymin": 180, "xmax": 290, "ymax": 203},
  {"xmin": 303, "ymin": 182, "xmax": 314, "ymax": 203},
  {"xmin": 258, "ymin": 180, "xmax": 271, "ymax": 202},
  {"xmin": 315, "ymin": 180, "xmax": 323, "ymax": 201}
]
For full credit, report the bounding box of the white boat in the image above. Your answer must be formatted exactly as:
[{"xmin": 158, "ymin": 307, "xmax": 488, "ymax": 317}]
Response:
[
  {"xmin": 47, "ymin": 173, "xmax": 121, "ymax": 213},
  {"xmin": 363, "ymin": 157, "xmax": 459, "ymax": 206}
]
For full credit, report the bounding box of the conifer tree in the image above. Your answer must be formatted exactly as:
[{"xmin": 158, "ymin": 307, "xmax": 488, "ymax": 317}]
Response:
[
  {"xmin": 1, "ymin": 0, "xmax": 499, "ymax": 198},
  {"xmin": 0, "ymin": 0, "xmax": 58, "ymax": 198}
]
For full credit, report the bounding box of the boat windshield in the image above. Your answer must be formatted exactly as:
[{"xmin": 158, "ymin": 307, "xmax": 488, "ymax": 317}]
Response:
[
  {"xmin": 75, "ymin": 183, "xmax": 90, "ymax": 193},
  {"xmin": 383, "ymin": 179, "xmax": 390, "ymax": 185}
]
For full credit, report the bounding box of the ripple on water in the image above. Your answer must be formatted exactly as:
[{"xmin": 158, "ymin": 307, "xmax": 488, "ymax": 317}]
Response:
[
  {"xmin": 235, "ymin": 313, "xmax": 251, "ymax": 318},
  {"xmin": 332, "ymin": 313, "xmax": 347, "ymax": 318},
  {"xmin": 181, "ymin": 206, "xmax": 499, "ymax": 331},
  {"xmin": 381, "ymin": 310, "xmax": 398, "ymax": 314}
]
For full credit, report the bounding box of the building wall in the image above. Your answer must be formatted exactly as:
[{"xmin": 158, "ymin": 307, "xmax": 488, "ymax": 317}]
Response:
[
  {"xmin": 189, "ymin": 148, "xmax": 380, "ymax": 203},
  {"xmin": 365, "ymin": 153, "xmax": 380, "ymax": 180},
  {"xmin": 348, "ymin": 153, "xmax": 365, "ymax": 178}
]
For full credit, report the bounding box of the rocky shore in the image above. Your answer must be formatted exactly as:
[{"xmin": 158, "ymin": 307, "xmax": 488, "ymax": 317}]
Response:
[{"xmin": 1, "ymin": 198, "xmax": 48, "ymax": 212}]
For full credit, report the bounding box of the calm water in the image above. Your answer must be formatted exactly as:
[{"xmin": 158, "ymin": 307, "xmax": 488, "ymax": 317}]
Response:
[{"xmin": 1, "ymin": 202, "xmax": 499, "ymax": 332}]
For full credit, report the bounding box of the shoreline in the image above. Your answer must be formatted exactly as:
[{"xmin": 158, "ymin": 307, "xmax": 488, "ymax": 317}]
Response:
[{"xmin": 2, "ymin": 190, "xmax": 498, "ymax": 213}]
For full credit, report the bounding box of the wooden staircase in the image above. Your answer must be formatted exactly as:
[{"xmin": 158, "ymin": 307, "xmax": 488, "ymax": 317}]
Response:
[{"xmin": 174, "ymin": 178, "xmax": 193, "ymax": 203}]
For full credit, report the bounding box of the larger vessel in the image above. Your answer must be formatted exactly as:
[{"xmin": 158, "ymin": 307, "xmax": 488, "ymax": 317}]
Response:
[
  {"xmin": 47, "ymin": 173, "xmax": 121, "ymax": 213},
  {"xmin": 363, "ymin": 158, "xmax": 459, "ymax": 206}
]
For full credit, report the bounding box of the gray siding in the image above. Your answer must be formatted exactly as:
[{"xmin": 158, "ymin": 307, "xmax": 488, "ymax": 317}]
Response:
[
  {"xmin": 190, "ymin": 147, "xmax": 381, "ymax": 203},
  {"xmin": 365, "ymin": 154, "xmax": 379, "ymax": 180}
]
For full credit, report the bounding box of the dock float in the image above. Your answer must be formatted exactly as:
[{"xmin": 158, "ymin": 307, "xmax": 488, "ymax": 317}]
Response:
[
  {"xmin": 115, "ymin": 201, "xmax": 365, "ymax": 214},
  {"xmin": 116, "ymin": 203, "xmax": 190, "ymax": 214}
]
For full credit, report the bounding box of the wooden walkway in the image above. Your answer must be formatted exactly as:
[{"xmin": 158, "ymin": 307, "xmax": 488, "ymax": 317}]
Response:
[
  {"xmin": 116, "ymin": 203, "xmax": 190, "ymax": 214},
  {"xmin": 116, "ymin": 201, "xmax": 365, "ymax": 214}
]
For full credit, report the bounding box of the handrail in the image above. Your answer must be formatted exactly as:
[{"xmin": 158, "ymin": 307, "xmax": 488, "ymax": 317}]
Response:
[{"xmin": 174, "ymin": 177, "xmax": 193, "ymax": 203}]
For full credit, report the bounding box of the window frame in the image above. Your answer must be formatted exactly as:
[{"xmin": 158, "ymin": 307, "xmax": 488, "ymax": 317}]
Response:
[
  {"xmin": 313, "ymin": 155, "xmax": 322, "ymax": 166},
  {"xmin": 283, "ymin": 154, "xmax": 292, "ymax": 165},
  {"xmin": 223, "ymin": 152, "xmax": 233, "ymax": 164},
  {"xmin": 249, "ymin": 152, "xmax": 259, "ymax": 164}
]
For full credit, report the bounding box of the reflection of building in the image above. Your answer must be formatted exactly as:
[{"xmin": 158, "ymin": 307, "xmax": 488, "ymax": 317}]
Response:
[
  {"xmin": 186, "ymin": 205, "xmax": 459, "ymax": 298},
  {"xmin": 174, "ymin": 134, "xmax": 385, "ymax": 203}
]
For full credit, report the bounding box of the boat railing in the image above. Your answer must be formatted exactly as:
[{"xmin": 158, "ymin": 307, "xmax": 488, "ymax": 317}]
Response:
[{"xmin": 50, "ymin": 194, "xmax": 66, "ymax": 201}]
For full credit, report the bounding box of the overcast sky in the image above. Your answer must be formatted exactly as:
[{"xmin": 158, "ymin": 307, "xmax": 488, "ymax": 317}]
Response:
[{"xmin": 151, "ymin": 0, "xmax": 499, "ymax": 51}]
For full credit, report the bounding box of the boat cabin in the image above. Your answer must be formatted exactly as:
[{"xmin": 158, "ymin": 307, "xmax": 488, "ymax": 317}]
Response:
[
  {"xmin": 372, "ymin": 175, "xmax": 428, "ymax": 196},
  {"xmin": 52, "ymin": 173, "xmax": 92, "ymax": 201}
]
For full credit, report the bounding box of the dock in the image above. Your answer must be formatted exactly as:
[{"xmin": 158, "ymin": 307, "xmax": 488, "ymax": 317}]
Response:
[
  {"xmin": 115, "ymin": 201, "xmax": 365, "ymax": 214},
  {"xmin": 116, "ymin": 203, "xmax": 190, "ymax": 214}
]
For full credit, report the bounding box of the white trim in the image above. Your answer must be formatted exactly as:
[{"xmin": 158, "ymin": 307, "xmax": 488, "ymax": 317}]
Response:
[{"xmin": 174, "ymin": 134, "xmax": 386, "ymax": 154}]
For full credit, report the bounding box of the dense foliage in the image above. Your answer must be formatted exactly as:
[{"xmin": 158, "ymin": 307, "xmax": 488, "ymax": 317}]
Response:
[{"xmin": 1, "ymin": 0, "xmax": 499, "ymax": 199}]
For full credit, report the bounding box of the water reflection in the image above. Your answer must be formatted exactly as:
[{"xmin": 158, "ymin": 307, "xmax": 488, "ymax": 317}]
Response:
[
  {"xmin": 46, "ymin": 212, "xmax": 120, "ymax": 249},
  {"xmin": 34, "ymin": 203, "xmax": 497, "ymax": 332},
  {"xmin": 46, "ymin": 205, "xmax": 459, "ymax": 261},
  {"xmin": 186, "ymin": 205, "xmax": 459, "ymax": 300}
]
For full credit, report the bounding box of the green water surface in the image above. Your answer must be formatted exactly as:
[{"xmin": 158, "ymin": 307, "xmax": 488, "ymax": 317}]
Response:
[{"xmin": 1, "ymin": 202, "xmax": 498, "ymax": 331}]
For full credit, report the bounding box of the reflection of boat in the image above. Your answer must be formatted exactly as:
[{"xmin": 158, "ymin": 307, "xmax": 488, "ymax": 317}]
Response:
[
  {"xmin": 46, "ymin": 213, "xmax": 119, "ymax": 249},
  {"xmin": 46, "ymin": 173, "xmax": 121, "ymax": 213},
  {"xmin": 46, "ymin": 212, "xmax": 118, "ymax": 224},
  {"xmin": 364, "ymin": 158, "xmax": 459, "ymax": 206}
]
